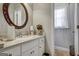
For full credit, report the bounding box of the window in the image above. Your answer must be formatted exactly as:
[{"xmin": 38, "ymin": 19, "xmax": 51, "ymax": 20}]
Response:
[{"xmin": 54, "ymin": 7, "xmax": 69, "ymax": 28}]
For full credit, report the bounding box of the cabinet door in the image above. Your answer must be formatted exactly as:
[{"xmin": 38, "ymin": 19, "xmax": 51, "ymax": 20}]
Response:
[
  {"xmin": 32, "ymin": 47, "xmax": 38, "ymax": 56},
  {"xmin": 39, "ymin": 46, "xmax": 44, "ymax": 56},
  {"xmin": 22, "ymin": 51, "xmax": 31, "ymax": 56},
  {"xmin": 22, "ymin": 40, "xmax": 34, "ymax": 53},
  {"xmin": 33, "ymin": 39, "xmax": 39, "ymax": 46},
  {"xmin": 22, "ymin": 39, "xmax": 39, "ymax": 55},
  {"xmin": 22, "ymin": 47, "xmax": 38, "ymax": 56},
  {"xmin": 2, "ymin": 44, "xmax": 21, "ymax": 56}
]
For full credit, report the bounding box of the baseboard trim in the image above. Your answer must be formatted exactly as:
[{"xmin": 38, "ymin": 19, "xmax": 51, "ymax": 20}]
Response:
[{"xmin": 55, "ymin": 46, "xmax": 69, "ymax": 52}]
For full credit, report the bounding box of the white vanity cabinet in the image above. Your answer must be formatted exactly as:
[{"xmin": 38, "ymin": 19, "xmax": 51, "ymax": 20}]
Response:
[
  {"xmin": 0, "ymin": 36, "xmax": 45, "ymax": 56},
  {"xmin": 22, "ymin": 37, "xmax": 45, "ymax": 56},
  {"xmin": 38, "ymin": 37, "xmax": 45, "ymax": 56},
  {"xmin": 22, "ymin": 47, "xmax": 38, "ymax": 56},
  {"xmin": 21, "ymin": 40, "xmax": 34, "ymax": 53},
  {"xmin": 22, "ymin": 39, "xmax": 39, "ymax": 56}
]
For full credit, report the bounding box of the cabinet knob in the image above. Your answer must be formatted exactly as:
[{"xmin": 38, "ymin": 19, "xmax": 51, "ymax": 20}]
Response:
[
  {"xmin": 30, "ymin": 50, "xmax": 35, "ymax": 54},
  {"xmin": 40, "ymin": 47, "xmax": 41, "ymax": 48},
  {"xmin": 30, "ymin": 52, "xmax": 32, "ymax": 54}
]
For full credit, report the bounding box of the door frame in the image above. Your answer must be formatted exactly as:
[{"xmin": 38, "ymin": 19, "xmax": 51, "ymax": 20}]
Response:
[{"xmin": 74, "ymin": 3, "xmax": 78, "ymax": 56}]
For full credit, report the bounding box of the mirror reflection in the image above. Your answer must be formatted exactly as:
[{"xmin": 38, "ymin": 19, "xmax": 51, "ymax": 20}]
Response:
[{"xmin": 8, "ymin": 3, "xmax": 26, "ymax": 26}]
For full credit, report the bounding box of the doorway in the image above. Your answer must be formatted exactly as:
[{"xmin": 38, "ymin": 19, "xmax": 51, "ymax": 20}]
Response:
[{"xmin": 54, "ymin": 3, "xmax": 75, "ymax": 56}]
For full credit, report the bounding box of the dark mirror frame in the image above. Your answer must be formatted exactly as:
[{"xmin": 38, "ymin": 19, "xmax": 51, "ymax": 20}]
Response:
[{"xmin": 3, "ymin": 3, "xmax": 28, "ymax": 29}]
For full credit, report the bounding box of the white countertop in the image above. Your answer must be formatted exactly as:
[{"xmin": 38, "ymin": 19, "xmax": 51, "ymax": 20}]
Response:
[{"xmin": 0, "ymin": 35, "xmax": 44, "ymax": 49}]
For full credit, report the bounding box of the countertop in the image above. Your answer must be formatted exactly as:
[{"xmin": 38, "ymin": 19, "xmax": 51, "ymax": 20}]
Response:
[{"xmin": 0, "ymin": 35, "xmax": 44, "ymax": 49}]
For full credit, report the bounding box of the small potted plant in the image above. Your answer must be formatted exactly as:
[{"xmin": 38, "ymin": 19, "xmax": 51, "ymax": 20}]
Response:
[{"xmin": 36, "ymin": 24, "xmax": 43, "ymax": 35}]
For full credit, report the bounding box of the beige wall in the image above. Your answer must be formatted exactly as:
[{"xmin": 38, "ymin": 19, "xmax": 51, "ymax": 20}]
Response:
[
  {"xmin": 0, "ymin": 3, "xmax": 8, "ymax": 37},
  {"xmin": 33, "ymin": 3, "xmax": 54, "ymax": 55}
]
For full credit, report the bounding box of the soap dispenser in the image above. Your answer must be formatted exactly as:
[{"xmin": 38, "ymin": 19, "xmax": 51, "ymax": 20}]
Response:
[{"xmin": 30, "ymin": 26, "xmax": 34, "ymax": 35}]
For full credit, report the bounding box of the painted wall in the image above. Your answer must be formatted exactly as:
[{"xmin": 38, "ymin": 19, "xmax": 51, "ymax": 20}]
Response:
[
  {"xmin": 0, "ymin": 4, "xmax": 8, "ymax": 37},
  {"xmin": 33, "ymin": 3, "xmax": 54, "ymax": 55},
  {"xmin": 54, "ymin": 3, "xmax": 75, "ymax": 50}
]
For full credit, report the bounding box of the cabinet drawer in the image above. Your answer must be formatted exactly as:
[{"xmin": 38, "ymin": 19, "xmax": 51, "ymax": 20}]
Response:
[
  {"xmin": 39, "ymin": 38, "xmax": 45, "ymax": 44},
  {"xmin": 39, "ymin": 42, "xmax": 44, "ymax": 48},
  {"xmin": 39, "ymin": 46, "xmax": 44, "ymax": 53},
  {"xmin": 39, "ymin": 46, "xmax": 44, "ymax": 56},
  {"xmin": 32, "ymin": 47, "xmax": 38, "ymax": 56},
  {"xmin": 39, "ymin": 38, "xmax": 45, "ymax": 49},
  {"xmin": 33, "ymin": 39, "xmax": 38, "ymax": 46},
  {"xmin": 2, "ymin": 45, "xmax": 21, "ymax": 56},
  {"xmin": 22, "ymin": 47, "xmax": 38, "ymax": 56},
  {"xmin": 22, "ymin": 40, "xmax": 34, "ymax": 53}
]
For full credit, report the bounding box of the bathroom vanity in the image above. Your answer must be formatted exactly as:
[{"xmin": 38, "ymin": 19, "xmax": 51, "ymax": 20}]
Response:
[
  {"xmin": 0, "ymin": 35, "xmax": 45, "ymax": 56},
  {"xmin": 0, "ymin": 3, "xmax": 45, "ymax": 56}
]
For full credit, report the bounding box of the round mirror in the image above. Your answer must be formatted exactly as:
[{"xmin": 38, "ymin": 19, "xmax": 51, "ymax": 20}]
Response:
[{"xmin": 3, "ymin": 3, "xmax": 28, "ymax": 29}]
